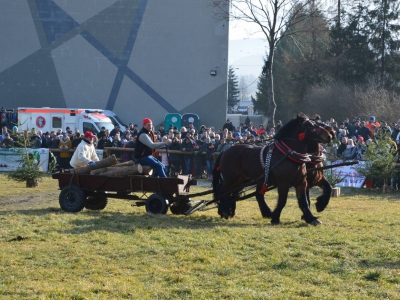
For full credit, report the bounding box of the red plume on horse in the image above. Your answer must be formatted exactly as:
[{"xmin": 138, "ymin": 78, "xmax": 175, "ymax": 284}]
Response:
[{"xmin": 212, "ymin": 113, "xmax": 333, "ymax": 225}]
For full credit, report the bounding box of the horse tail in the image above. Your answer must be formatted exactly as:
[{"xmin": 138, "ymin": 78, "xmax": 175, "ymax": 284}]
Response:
[{"xmin": 212, "ymin": 152, "xmax": 224, "ymax": 199}]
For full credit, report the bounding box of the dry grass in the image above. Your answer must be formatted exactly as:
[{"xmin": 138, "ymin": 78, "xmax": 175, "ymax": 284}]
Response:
[{"xmin": 0, "ymin": 174, "xmax": 399, "ymax": 299}]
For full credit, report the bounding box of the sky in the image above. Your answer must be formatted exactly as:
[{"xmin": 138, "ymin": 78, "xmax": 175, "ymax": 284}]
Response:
[
  {"xmin": 229, "ymin": 19, "xmax": 265, "ymax": 40},
  {"xmin": 228, "ymin": 20, "xmax": 266, "ymax": 100}
]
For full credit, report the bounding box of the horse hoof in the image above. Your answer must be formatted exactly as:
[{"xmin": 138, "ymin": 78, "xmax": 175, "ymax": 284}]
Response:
[
  {"xmin": 310, "ymin": 219, "xmax": 322, "ymax": 226},
  {"xmin": 219, "ymin": 212, "xmax": 230, "ymax": 220},
  {"xmin": 271, "ymin": 219, "xmax": 280, "ymax": 225},
  {"xmin": 315, "ymin": 203, "xmax": 326, "ymax": 213},
  {"xmin": 315, "ymin": 197, "xmax": 329, "ymax": 212}
]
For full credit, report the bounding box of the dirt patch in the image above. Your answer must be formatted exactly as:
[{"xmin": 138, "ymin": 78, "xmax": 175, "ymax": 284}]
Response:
[{"xmin": 0, "ymin": 191, "xmax": 59, "ymax": 211}]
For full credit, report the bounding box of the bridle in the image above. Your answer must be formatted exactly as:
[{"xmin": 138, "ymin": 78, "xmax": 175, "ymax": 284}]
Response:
[{"xmin": 301, "ymin": 119, "xmax": 326, "ymax": 141}]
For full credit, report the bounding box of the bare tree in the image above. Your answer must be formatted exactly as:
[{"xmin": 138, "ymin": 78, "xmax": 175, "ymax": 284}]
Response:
[
  {"xmin": 212, "ymin": 0, "xmax": 319, "ymax": 128},
  {"xmin": 303, "ymin": 78, "xmax": 400, "ymax": 122}
]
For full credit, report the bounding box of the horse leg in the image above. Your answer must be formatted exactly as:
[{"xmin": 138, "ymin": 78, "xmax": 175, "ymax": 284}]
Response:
[
  {"xmin": 218, "ymin": 194, "xmax": 230, "ymax": 219},
  {"xmin": 217, "ymin": 181, "xmax": 233, "ymax": 219},
  {"xmin": 315, "ymin": 178, "xmax": 332, "ymax": 212},
  {"xmin": 229, "ymin": 192, "xmax": 238, "ymax": 218},
  {"xmin": 295, "ymin": 183, "xmax": 321, "ymax": 225},
  {"xmin": 301, "ymin": 188, "xmax": 312, "ymax": 221},
  {"xmin": 270, "ymin": 186, "xmax": 289, "ymax": 225},
  {"xmin": 256, "ymin": 184, "xmax": 272, "ymax": 218}
]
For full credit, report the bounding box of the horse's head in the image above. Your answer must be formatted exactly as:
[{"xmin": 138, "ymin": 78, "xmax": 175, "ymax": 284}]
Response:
[
  {"xmin": 313, "ymin": 119, "xmax": 336, "ymax": 140},
  {"xmin": 299, "ymin": 115, "xmax": 332, "ymax": 144}
]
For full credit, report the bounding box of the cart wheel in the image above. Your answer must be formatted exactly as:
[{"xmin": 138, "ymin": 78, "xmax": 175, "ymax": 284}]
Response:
[
  {"xmin": 146, "ymin": 194, "xmax": 169, "ymax": 214},
  {"xmin": 85, "ymin": 193, "xmax": 108, "ymax": 210},
  {"xmin": 170, "ymin": 199, "xmax": 191, "ymax": 215},
  {"xmin": 59, "ymin": 185, "xmax": 86, "ymax": 212}
]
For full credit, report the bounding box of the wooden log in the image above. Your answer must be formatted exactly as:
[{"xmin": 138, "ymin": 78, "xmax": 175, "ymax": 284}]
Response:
[
  {"xmin": 108, "ymin": 160, "xmax": 135, "ymax": 168},
  {"xmin": 98, "ymin": 165, "xmax": 152, "ymax": 177},
  {"xmin": 89, "ymin": 161, "xmax": 136, "ymax": 175},
  {"xmin": 72, "ymin": 155, "xmax": 118, "ymax": 174},
  {"xmin": 332, "ymin": 187, "xmax": 341, "ymax": 197},
  {"xmin": 90, "ymin": 168, "xmax": 108, "ymax": 175}
]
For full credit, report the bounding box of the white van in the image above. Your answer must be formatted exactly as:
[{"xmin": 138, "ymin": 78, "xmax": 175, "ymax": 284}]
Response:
[
  {"xmin": 102, "ymin": 110, "xmax": 127, "ymax": 132},
  {"xmin": 18, "ymin": 107, "xmax": 114, "ymax": 134}
]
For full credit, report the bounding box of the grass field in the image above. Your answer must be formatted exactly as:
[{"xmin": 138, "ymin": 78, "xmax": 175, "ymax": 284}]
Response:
[{"xmin": 0, "ymin": 174, "xmax": 399, "ymax": 299}]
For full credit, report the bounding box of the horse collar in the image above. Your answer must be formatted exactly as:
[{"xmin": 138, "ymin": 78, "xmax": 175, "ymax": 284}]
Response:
[
  {"xmin": 309, "ymin": 153, "xmax": 326, "ymax": 165},
  {"xmin": 260, "ymin": 142, "xmax": 274, "ymax": 168},
  {"xmin": 275, "ymin": 140, "xmax": 311, "ymax": 164}
]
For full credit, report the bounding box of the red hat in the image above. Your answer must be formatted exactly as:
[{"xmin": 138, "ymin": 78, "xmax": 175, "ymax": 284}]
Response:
[
  {"xmin": 142, "ymin": 118, "xmax": 152, "ymax": 125},
  {"xmin": 84, "ymin": 131, "xmax": 95, "ymax": 138},
  {"xmin": 358, "ymin": 136, "xmax": 364, "ymax": 142}
]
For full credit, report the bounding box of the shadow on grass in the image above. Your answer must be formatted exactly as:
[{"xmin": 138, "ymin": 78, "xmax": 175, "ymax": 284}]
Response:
[
  {"xmin": 4, "ymin": 206, "xmax": 260, "ymax": 229},
  {"xmin": 3, "ymin": 205, "xmax": 312, "ymax": 234},
  {"xmin": 0, "ymin": 206, "xmax": 60, "ymax": 216}
]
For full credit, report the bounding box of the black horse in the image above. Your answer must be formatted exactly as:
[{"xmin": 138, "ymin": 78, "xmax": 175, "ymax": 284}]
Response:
[
  {"xmin": 245, "ymin": 119, "xmax": 336, "ymax": 221},
  {"xmin": 305, "ymin": 121, "xmax": 336, "ymax": 214},
  {"xmin": 213, "ymin": 114, "xmax": 333, "ymax": 225}
]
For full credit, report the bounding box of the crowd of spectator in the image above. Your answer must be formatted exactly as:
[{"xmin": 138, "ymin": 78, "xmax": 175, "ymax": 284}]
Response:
[
  {"xmin": 322, "ymin": 116, "xmax": 400, "ymax": 162},
  {"xmin": 1, "ymin": 115, "xmax": 400, "ymax": 179},
  {"xmin": 0, "ymin": 119, "xmax": 276, "ymax": 177}
]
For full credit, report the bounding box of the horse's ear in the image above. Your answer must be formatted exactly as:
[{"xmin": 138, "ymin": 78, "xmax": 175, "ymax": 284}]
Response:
[{"xmin": 297, "ymin": 113, "xmax": 306, "ymax": 121}]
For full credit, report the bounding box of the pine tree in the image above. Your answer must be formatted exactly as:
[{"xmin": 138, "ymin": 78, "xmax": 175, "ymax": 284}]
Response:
[
  {"xmin": 327, "ymin": 10, "xmax": 376, "ymax": 85},
  {"xmin": 367, "ymin": 0, "xmax": 400, "ymax": 89},
  {"xmin": 329, "ymin": 0, "xmax": 400, "ymax": 89},
  {"xmin": 227, "ymin": 66, "xmax": 240, "ymax": 108},
  {"xmin": 251, "ymin": 65, "xmax": 269, "ymax": 117},
  {"xmin": 354, "ymin": 132, "xmax": 398, "ymax": 187}
]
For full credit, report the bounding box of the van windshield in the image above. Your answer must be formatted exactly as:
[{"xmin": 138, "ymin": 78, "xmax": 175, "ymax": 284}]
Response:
[
  {"xmin": 112, "ymin": 115, "xmax": 127, "ymax": 127},
  {"xmin": 96, "ymin": 122, "xmax": 114, "ymax": 132}
]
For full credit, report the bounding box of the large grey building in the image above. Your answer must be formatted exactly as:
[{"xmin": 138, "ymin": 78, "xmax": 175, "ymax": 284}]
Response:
[{"xmin": 0, "ymin": 0, "xmax": 229, "ymax": 127}]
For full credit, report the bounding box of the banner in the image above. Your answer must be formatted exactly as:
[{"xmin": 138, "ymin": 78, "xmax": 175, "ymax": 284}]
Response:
[
  {"xmin": 0, "ymin": 148, "xmax": 49, "ymax": 172},
  {"xmin": 329, "ymin": 160, "xmax": 366, "ymax": 188}
]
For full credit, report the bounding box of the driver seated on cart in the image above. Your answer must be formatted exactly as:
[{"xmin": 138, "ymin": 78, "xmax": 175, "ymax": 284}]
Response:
[
  {"xmin": 70, "ymin": 131, "xmax": 99, "ymax": 169},
  {"xmin": 134, "ymin": 118, "xmax": 170, "ymax": 178}
]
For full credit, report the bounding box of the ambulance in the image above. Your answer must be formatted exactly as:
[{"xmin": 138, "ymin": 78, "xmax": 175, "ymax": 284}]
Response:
[{"xmin": 17, "ymin": 107, "xmax": 115, "ymax": 134}]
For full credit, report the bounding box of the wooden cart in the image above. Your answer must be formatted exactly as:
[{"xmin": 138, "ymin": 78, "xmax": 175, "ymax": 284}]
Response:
[{"xmin": 52, "ymin": 171, "xmax": 197, "ymax": 215}]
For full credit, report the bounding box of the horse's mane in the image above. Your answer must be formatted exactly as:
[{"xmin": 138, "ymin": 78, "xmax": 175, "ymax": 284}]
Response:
[{"xmin": 274, "ymin": 114, "xmax": 307, "ymax": 140}]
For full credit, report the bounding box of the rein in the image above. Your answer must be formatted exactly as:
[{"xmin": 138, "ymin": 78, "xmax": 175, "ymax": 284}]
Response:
[{"xmin": 275, "ymin": 140, "xmax": 311, "ymax": 164}]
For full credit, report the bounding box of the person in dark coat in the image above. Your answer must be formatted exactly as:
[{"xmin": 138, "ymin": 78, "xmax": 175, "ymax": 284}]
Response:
[
  {"xmin": 344, "ymin": 118, "xmax": 356, "ymax": 137},
  {"xmin": 31, "ymin": 135, "xmax": 42, "ymax": 148},
  {"xmin": 97, "ymin": 135, "xmax": 112, "ymax": 149},
  {"xmin": 222, "ymin": 119, "xmax": 235, "ymax": 132},
  {"xmin": 169, "ymin": 136, "xmax": 183, "ymax": 175},
  {"xmin": 134, "ymin": 118, "xmax": 169, "ymax": 177},
  {"xmin": 342, "ymin": 139, "xmax": 357, "ymax": 161},
  {"xmin": 337, "ymin": 137, "xmax": 348, "ymax": 157},
  {"xmin": 72, "ymin": 132, "xmax": 83, "ymax": 149},
  {"xmin": 181, "ymin": 136, "xmax": 194, "ymax": 175},
  {"xmin": 357, "ymin": 121, "xmax": 372, "ymax": 142}
]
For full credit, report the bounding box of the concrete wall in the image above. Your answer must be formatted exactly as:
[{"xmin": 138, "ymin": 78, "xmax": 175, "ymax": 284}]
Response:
[{"xmin": 0, "ymin": 0, "xmax": 228, "ymax": 128}]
